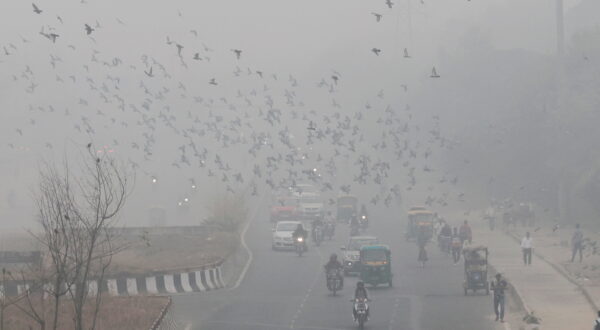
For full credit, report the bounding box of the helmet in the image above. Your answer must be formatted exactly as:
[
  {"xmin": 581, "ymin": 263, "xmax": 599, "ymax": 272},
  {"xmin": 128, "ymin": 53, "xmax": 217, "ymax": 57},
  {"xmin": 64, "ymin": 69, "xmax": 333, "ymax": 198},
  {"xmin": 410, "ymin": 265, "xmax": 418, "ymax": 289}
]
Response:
[
  {"xmin": 330, "ymin": 254, "xmax": 337, "ymax": 261},
  {"xmin": 357, "ymin": 281, "xmax": 364, "ymax": 288}
]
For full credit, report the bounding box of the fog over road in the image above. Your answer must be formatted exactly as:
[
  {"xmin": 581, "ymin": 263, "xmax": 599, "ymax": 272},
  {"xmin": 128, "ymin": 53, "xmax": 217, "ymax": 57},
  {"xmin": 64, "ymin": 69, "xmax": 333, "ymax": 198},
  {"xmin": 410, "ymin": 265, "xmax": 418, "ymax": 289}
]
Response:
[{"xmin": 174, "ymin": 204, "xmax": 504, "ymax": 330}]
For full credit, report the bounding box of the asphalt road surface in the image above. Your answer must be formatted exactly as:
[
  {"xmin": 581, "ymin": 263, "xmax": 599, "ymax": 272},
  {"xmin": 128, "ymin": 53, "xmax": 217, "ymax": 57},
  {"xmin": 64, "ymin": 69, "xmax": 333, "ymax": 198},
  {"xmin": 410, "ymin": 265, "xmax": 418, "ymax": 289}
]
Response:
[{"xmin": 173, "ymin": 206, "xmax": 508, "ymax": 330}]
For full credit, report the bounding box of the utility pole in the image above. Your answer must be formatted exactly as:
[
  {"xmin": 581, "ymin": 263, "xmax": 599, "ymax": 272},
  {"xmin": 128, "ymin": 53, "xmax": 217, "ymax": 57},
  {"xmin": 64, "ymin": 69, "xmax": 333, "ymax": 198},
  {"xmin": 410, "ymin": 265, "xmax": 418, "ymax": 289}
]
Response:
[
  {"xmin": 555, "ymin": 0, "xmax": 569, "ymax": 223},
  {"xmin": 556, "ymin": 0, "xmax": 565, "ymax": 58}
]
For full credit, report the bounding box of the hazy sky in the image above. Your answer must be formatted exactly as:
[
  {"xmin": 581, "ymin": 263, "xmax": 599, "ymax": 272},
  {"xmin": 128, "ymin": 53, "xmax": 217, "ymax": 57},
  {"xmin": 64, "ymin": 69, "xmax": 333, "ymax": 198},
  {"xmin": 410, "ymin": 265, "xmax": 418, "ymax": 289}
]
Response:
[{"xmin": 0, "ymin": 0, "xmax": 589, "ymax": 230}]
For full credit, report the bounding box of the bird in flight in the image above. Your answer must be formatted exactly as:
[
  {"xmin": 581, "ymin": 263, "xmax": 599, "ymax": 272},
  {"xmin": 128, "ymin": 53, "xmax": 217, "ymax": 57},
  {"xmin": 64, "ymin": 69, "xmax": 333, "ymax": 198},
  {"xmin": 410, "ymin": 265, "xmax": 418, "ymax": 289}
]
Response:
[
  {"xmin": 144, "ymin": 66, "xmax": 154, "ymax": 77},
  {"xmin": 193, "ymin": 53, "xmax": 202, "ymax": 60},
  {"xmin": 430, "ymin": 66, "xmax": 440, "ymax": 78},
  {"xmin": 372, "ymin": 12, "xmax": 382, "ymax": 22},
  {"xmin": 209, "ymin": 78, "xmax": 218, "ymax": 85},
  {"xmin": 385, "ymin": 0, "xmax": 394, "ymax": 9},
  {"xmin": 84, "ymin": 24, "xmax": 94, "ymax": 35},
  {"xmin": 32, "ymin": 3, "xmax": 42, "ymax": 14},
  {"xmin": 231, "ymin": 49, "xmax": 242, "ymax": 60},
  {"xmin": 372, "ymin": 48, "xmax": 381, "ymax": 56}
]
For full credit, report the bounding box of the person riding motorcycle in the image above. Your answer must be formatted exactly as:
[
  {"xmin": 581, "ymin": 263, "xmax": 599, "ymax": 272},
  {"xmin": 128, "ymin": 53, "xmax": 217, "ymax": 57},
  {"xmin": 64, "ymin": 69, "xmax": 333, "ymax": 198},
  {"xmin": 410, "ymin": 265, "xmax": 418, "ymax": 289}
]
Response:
[
  {"xmin": 438, "ymin": 222, "xmax": 452, "ymax": 253},
  {"xmin": 311, "ymin": 218, "xmax": 324, "ymax": 242},
  {"xmin": 360, "ymin": 204, "xmax": 368, "ymax": 217},
  {"xmin": 324, "ymin": 254, "xmax": 344, "ymax": 289},
  {"xmin": 323, "ymin": 211, "xmax": 336, "ymax": 238},
  {"xmin": 292, "ymin": 224, "xmax": 308, "ymax": 243},
  {"xmin": 353, "ymin": 281, "xmax": 370, "ymax": 321}
]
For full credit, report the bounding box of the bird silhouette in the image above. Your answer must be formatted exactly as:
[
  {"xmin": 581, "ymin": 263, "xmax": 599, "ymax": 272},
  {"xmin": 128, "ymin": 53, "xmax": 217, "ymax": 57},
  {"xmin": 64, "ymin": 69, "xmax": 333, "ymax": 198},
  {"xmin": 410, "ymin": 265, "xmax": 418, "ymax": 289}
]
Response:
[
  {"xmin": 430, "ymin": 67, "xmax": 440, "ymax": 78},
  {"xmin": 84, "ymin": 24, "xmax": 94, "ymax": 35},
  {"xmin": 372, "ymin": 13, "xmax": 382, "ymax": 22},
  {"xmin": 32, "ymin": 3, "xmax": 42, "ymax": 14},
  {"xmin": 144, "ymin": 67, "xmax": 154, "ymax": 77},
  {"xmin": 231, "ymin": 49, "xmax": 242, "ymax": 60},
  {"xmin": 372, "ymin": 48, "xmax": 381, "ymax": 56}
]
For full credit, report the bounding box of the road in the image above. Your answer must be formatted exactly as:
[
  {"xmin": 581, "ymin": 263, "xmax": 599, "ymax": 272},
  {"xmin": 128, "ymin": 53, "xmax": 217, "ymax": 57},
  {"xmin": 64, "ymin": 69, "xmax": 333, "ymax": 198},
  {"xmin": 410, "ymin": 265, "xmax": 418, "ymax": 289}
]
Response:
[{"xmin": 173, "ymin": 205, "xmax": 508, "ymax": 330}]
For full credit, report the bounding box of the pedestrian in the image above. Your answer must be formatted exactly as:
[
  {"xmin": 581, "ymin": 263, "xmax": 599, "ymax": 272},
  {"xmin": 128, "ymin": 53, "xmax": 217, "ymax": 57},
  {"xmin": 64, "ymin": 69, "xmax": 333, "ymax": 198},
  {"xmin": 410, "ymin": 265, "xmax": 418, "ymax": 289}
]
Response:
[
  {"xmin": 490, "ymin": 273, "xmax": 508, "ymax": 322},
  {"xmin": 459, "ymin": 220, "xmax": 472, "ymax": 245},
  {"xmin": 571, "ymin": 223, "xmax": 584, "ymax": 263},
  {"xmin": 594, "ymin": 310, "xmax": 600, "ymax": 330},
  {"xmin": 451, "ymin": 227, "xmax": 462, "ymax": 264},
  {"xmin": 521, "ymin": 231, "xmax": 533, "ymax": 265}
]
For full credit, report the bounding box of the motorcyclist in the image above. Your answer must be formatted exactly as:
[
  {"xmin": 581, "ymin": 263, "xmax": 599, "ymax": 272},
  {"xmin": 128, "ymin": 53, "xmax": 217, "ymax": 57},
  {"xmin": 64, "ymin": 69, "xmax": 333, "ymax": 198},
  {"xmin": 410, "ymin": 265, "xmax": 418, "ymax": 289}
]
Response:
[
  {"xmin": 324, "ymin": 254, "xmax": 344, "ymax": 289},
  {"xmin": 312, "ymin": 217, "xmax": 324, "ymax": 242},
  {"xmin": 440, "ymin": 222, "xmax": 452, "ymax": 237},
  {"xmin": 292, "ymin": 224, "xmax": 308, "ymax": 242},
  {"xmin": 324, "ymin": 211, "xmax": 336, "ymax": 238},
  {"xmin": 360, "ymin": 204, "xmax": 368, "ymax": 217},
  {"xmin": 353, "ymin": 281, "xmax": 370, "ymax": 321},
  {"xmin": 459, "ymin": 220, "xmax": 472, "ymax": 245},
  {"xmin": 438, "ymin": 222, "xmax": 452, "ymax": 253}
]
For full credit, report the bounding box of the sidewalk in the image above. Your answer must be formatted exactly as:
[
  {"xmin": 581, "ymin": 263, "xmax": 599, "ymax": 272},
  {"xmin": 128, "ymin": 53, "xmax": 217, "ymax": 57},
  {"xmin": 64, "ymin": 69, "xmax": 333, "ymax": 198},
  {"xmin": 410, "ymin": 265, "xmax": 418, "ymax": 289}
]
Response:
[{"xmin": 474, "ymin": 223, "xmax": 595, "ymax": 330}]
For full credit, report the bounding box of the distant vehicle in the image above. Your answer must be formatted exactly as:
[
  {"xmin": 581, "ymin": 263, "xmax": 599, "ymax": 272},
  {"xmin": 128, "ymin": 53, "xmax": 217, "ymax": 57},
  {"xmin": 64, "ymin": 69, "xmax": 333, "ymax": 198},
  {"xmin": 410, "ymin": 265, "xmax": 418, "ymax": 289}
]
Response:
[
  {"xmin": 359, "ymin": 244, "xmax": 392, "ymax": 288},
  {"xmin": 337, "ymin": 195, "xmax": 358, "ymax": 223},
  {"xmin": 270, "ymin": 197, "xmax": 299, "ymax": 222},
  {"xmin": 292, "ymin": 184, "xmax": 320, "ymax": 198},
  {"xmin": 299, "ymin": 196, "xmax": 324, "ymax": 220},
  {"xmin": 408, "ymin": 205, "xmax": 427, "ymax": 212},
  {"xmin": 272, "ymin": 221, "xmax": 303, "ymax": 251},
  {"xmin": 341, "ymin": 236, "xmax": 379, "ymax": 275},
  {"xmin": 463, "ymin": 246, "xmax": 489, "ymax": 295},
  {"xmin": 406, "ymin": 207, "xmax": 435, "ymax": 242}
]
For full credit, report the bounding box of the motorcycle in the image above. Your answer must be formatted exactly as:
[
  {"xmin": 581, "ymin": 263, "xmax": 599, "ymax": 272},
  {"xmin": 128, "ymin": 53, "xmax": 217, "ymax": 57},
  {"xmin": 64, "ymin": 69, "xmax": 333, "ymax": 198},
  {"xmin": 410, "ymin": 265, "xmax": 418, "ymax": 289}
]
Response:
[
  {"xmin": 359, "ymin": 214, "xmax": 369, "ymax": 230},
  {"xmin": 295, "ymin": 236, "xmax": 306, "ymax": 256},
  {"xmin": 314, "ymin": 226, "xmax": 324, "ymax": 246},
  {"xmin": 326, "ymin": 269, "xmax": 342, "ymax": 296},
  {"xmin": 353, "ymin": 298, "xmax": 370, "ymax": 329}
]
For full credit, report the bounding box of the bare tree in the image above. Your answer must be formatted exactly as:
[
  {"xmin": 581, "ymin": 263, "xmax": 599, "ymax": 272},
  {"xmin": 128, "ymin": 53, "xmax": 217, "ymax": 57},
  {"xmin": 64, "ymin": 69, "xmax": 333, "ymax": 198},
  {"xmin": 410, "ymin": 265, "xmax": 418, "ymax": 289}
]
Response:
[{"xmin": 34, "ymin": 145, "xmax": 131, "ymax": 330}]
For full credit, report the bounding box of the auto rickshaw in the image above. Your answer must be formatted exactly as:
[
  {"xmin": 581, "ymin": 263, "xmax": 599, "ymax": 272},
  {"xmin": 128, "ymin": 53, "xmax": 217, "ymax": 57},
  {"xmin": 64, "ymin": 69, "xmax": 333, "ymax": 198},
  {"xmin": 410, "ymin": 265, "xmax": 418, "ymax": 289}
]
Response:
[
  {"xmin": 463, "ymin": 246, "xmax": 489, "ymax": 295},
  {"xmin": 336, "ymin": 195, "xmax": 358, "ymax": 223},
  {"xmin": 406, "ymin": 208, "xmax": 434, "ymax": 242},
  {"xmin": 359, "ymin": 245, "xmax": 392, "ymax": 288}
]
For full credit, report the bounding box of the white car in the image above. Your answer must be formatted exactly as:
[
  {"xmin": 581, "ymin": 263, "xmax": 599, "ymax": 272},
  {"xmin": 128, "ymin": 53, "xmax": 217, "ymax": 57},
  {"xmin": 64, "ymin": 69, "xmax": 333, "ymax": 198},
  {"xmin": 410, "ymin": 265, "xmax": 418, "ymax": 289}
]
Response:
[
  {"xmin": 299, "ymin": 197, "xmax": 324, "ymax": 220},
  {"xmin": 272, "ymin": 221, "xmax": 304, "ymax": 251}
]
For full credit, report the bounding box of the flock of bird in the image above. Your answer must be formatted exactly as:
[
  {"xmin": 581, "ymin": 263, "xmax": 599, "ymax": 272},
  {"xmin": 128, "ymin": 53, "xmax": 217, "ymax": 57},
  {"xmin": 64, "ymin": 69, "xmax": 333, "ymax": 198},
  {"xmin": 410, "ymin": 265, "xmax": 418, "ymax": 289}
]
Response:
[{"xmin": 2, "ymin": 1, "xmax": 466, "ymax": 212}]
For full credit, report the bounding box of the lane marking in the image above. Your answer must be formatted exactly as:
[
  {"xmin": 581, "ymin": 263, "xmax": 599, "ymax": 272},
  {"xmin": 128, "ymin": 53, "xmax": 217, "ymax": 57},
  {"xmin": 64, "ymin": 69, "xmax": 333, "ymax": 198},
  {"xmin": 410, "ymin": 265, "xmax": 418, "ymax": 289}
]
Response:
[
  {"xmin": 229, "ymin": 194, "xmax": 266, "ymax": 290},
  {"xmin": 290, "ymin": 243, "xmax": 325, "ymax": 329}
]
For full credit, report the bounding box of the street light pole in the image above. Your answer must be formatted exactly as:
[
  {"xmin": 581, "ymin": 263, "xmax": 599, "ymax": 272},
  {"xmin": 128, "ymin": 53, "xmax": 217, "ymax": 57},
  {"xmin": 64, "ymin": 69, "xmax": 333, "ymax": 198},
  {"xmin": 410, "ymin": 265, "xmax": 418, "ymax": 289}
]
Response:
[{"xmin": 556, "ymin": 0, "xmax": 564, "ymax": 58}]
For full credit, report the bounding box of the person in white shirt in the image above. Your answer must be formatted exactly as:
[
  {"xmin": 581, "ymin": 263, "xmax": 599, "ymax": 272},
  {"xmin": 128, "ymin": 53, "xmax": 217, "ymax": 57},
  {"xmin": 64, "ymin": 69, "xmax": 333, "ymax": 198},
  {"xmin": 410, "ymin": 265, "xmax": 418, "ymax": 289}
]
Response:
[{"xmin": 521, "ymin": 232, "xmax": 533, "ymax": 265}]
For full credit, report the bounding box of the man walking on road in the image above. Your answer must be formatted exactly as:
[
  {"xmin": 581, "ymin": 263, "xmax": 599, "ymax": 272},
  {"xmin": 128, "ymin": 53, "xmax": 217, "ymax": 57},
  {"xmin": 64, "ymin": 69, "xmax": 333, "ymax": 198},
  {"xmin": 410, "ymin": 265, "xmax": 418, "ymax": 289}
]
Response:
[
  {"xmin": 491, "ymin": 273, "xmax": 508, "ymax": 322},
  {"xmin": 521, "ymin": 232, "xmax": 533, "ymax": 265},
  {"xmin": 571, "ymin": 224, "xmax": 584, "ymax": 263},
  {"xmin": 451, "ymin": 227, "xmax": 462, "ymax": 265}
]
